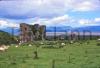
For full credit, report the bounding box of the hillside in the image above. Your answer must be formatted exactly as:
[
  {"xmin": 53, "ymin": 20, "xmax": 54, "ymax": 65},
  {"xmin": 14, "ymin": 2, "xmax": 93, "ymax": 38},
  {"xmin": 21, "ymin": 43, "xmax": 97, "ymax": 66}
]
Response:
[
  {"xmin": 73, "ymin": 26, "xmax": 100, "ymax": 32},
  {"xmin": 0, "ymin": 40, "xmax": 100, "ymax": 68},
  {"xmin": 1, "ymin": 26, "xmax": 100, "ymax": 36},
  {"xmin": 46, "ymin": 26, "xmax": 72, "ymax": 32},
  {"xmin": 0, "ymin": 30, "xmax": 17, "ymax": 45}
]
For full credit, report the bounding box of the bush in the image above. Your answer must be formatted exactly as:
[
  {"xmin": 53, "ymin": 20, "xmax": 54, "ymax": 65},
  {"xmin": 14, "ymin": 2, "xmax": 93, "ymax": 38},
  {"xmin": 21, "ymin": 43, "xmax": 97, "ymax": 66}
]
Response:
[
  {"xmin": 96, "ymin": 43, "xmax": 100, "ymax": 46},
  {"xmin": 42, "ymin": 44, "xmax": 62, "ymax": 49}
]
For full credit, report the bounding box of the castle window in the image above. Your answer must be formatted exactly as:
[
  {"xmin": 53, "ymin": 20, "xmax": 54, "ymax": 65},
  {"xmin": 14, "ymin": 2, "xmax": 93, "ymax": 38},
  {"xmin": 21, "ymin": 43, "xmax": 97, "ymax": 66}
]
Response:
[{"xmin": 25, "ymin": 27, "xmax": 27, "ymax": 31}]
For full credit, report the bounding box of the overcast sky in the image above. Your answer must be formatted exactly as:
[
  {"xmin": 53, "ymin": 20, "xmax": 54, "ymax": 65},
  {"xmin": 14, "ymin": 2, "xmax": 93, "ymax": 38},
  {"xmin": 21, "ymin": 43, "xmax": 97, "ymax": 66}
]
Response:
[{"xmin": 0, "ymin": 0, "xmax": 100, "ymax": 29}]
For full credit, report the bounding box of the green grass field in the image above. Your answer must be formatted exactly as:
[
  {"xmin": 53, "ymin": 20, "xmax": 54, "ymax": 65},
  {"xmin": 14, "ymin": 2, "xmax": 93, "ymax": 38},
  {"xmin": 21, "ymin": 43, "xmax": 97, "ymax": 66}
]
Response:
[{"xmin": 0, "ymin": 40, "xmax": 100, "ymax": 68}]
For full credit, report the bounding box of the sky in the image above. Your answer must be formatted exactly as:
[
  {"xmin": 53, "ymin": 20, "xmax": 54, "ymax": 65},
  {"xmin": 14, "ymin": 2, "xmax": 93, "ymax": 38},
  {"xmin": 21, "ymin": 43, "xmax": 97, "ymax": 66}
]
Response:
[{"xmin": 0, "ymin": 0, "xmax": 100, "ymax": 29}]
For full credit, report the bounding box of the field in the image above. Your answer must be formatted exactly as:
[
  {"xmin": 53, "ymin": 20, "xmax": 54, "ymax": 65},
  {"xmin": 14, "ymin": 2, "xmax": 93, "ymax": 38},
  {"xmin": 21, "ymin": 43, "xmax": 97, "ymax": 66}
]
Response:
[{"xmin": 0, "ymin": 40, "xmax": 100, "ymax": 68}]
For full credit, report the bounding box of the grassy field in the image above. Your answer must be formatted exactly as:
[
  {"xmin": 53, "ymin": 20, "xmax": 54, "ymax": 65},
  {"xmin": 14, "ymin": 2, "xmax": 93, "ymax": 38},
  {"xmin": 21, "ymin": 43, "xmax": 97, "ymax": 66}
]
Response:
[{"xmin": 0, "ymin": 40, "xmax": 100, "ymax": 68}]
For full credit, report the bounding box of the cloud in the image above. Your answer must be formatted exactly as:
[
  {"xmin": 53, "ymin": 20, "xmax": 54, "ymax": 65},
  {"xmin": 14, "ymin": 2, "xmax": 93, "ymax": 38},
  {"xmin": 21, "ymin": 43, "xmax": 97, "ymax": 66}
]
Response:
[
  {"xmin": 78, "ymin": 18, "xmax": 100, "ymax": 27},
  {"xmin": 0, "ymin": 0, "xmax": 100, "ymax": 19},
  {"xmin": 0, "ymin": 15, "xmax": 100, "ymax": 29},
  {"xmin": 73, "ymin": 0, "xmax": 100, "ymax": 11},
  {"xmin": 50, "ymin": 15, "xmax": 70, "ymax": 24},
  {"xmin": 79, "ymin": 19, "xmax": 90, "ymax": 25},
  {"xmin": 0, "ymin": 20, "xmax": 19, "ymax": 29},
  {"xmin": 0, "ymin": 0, "xmax": 69, "ymax": 19},
  {"xmin": 95, "ymin": 18, "xmax": 100, "ymax": 22},
  {"xmin": 30, "ymin": 15, "xmax": 71, "ymax": 26}
]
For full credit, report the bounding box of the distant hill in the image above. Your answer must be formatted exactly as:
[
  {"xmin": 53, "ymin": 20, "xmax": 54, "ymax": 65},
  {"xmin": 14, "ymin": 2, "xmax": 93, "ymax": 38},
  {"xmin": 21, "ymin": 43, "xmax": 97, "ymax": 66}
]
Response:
[
  {"xmin": 0, "ymin": 30, "xmax": 10, "ymax": 35},
  {"xmin": 0, "ymin": 27, "xmax": 20, "ymax": 35},
  {"xmin": 0, "ymin": 26, "xmax": 72, "ymax": 34},
  {"xmin": 46, "ymin": 26, "xmax": 72, "ymax": 32},
  {"xmin": 1, "ymin": 26, "xmax": 100, "ymax": 36},
  {"xmin": 73, "ymin": 26, "xmax": 100, "ymax": 32},
  {"xmin": 46, "ymin": 26, "xmax": 100, "ymax": 36},
  {"xmin": 46, "ymin": 26, "xmax": 100, "ymax": 32}
]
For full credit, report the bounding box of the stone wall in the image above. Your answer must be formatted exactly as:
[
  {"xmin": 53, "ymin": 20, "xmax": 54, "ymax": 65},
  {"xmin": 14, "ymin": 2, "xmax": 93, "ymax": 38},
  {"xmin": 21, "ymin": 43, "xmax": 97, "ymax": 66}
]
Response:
[{"xmin": 20, "ymin": 23, "xmax": 46, "ymax": 43}]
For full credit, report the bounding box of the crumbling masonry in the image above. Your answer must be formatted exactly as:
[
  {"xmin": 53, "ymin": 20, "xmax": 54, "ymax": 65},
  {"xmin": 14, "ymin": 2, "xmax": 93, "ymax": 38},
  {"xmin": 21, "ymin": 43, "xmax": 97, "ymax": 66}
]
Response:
[{"xmin": 20, "ymin": 23, "xmax": 46, "ymax": 43}]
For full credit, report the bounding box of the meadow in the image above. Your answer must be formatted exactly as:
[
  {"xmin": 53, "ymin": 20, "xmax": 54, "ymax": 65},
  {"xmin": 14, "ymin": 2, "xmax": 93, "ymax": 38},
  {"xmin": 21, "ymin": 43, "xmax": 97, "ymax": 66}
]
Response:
[{"xmin": 0, "ymin": 40, "xmax": 100, "ymax": 68}]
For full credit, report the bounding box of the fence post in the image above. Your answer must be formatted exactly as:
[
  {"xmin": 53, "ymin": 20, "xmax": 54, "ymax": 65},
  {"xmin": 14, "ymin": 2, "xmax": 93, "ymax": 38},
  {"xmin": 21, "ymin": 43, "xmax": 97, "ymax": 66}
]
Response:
[
  {"xmin": 54, "ymin": 27, "xmax": 56, "ymax": 41},
  {"xmin": 68, "ymin": 56, "xmax": 71, "ymax": 63},
  {"xmin": 52, "ymin": 59, "xmax": 55, "ymax": 68}
]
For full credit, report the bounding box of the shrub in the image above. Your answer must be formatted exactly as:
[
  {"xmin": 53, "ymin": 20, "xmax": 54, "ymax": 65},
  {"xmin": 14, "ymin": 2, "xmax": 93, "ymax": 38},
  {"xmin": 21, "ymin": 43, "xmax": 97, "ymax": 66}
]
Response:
[{"xmin": 96, "ymin": 43, "xmax": 100, "ymax": 46}]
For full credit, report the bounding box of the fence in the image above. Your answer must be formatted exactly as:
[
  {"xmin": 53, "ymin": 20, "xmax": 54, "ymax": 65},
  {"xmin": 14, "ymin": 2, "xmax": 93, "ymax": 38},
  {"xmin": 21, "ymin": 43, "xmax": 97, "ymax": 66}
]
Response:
[{"xmin": 46, "ymin": 26, "xmax": 95, "ymax": 41}]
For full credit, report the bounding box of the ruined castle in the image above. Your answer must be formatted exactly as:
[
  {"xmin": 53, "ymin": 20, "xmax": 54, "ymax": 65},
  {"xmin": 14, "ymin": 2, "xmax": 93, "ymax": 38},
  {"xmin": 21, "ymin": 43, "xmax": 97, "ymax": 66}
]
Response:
[{"xmin": 20, "ymin": 23, "xmax": 46, "ymax": 43}]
